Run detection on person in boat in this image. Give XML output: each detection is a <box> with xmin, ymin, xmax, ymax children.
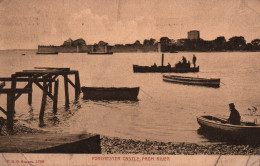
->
<box><xmin>227</xmin><ymin>103</ymin><xmax>241</xmax><ymax>125</ymax></box>
<box><xmin>187</xmin><ymin>61</ymin><xmax>191</xmax><ymax>68</ymax></box>
<box><xmin>152</xmin><ymin>63</ymin><xmax>157</xmax><ymax>67</ymax></box>
<box><xmin>167</xmin><ymin>62</ymin><xmax>171</xmax><ymax>68</ymax></box>
<box><xmin>193</xmin><ymin>54</ymin><xmax>197</xmax><ymax>67</ymax></box>
<box><xmin>182</xmin><ymin>56</ymin><xmax>187</xmax><ymax>65</ymax></box>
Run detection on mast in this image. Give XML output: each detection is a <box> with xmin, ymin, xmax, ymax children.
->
<box><xmin>161</xmin><ymin>53</ymin><xmax>164</xmax><ymax>66</ymax></box>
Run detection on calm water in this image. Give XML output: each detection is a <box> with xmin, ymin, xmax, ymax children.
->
<box><xmin>0</xmin><ymin>50</ymin><xmax>260</xmax><ymax>144</ymax></box>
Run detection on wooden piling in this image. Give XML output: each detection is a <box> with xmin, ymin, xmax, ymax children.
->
<box><xmin>63</xmin><ymin>74</ymin><xmax>69</xmax><ymax>106</ymax></box>
<box><xmin>75</xmin><ymin>71</ymin><xmax>81</xmax><ymax>99</ymax></box>
<box><xmin>53</xmin><ymin>79</ymin><xmax>59</xmax><ymax>114</ymax></box>
<box><xmin>39</xmin><ymin>78</ymin><xmax>47</xmax><ymax>124</ymax></box>
<box><xmin>7</xmin><ymin>75</ymin><xmax>17</xmax><ymax>130</ymax></box>
<box><xmin>28</xmin><ymin>77</ymin><xmax>32</xmax><ymax>105</ymax></box>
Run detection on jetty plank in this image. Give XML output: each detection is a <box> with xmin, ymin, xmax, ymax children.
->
<box><xmin>34</xmin><ymin>67</ymin><xmax>71</xmax><ymax>71</ymax></box>
<box><xmin>0</xmin><ymin>133</ymin><xmax>101</xmax><ymax>153</ymax></box>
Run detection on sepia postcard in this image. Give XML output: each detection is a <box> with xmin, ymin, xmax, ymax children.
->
<box><xmin>0</xmin><ymin>0</ymin><xmax>260</xmax><ymax>165</ymax></box>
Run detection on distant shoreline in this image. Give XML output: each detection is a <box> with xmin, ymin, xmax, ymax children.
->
<box><xmin>0</xmin><ymin>49</ymin><xmax>260</xmax><ymax>53</ymax></box>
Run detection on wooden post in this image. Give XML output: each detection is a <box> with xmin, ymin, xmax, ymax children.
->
<box><xmin>161</xmin><ymin>53</ymin><xmax>164</xmax><ymax>66</ymax></box>
<box><xmin>75</xmin><ymin>71</ymin><xmax>81</xmax><ymax>99</ymax></box>
<box><xmin>28</xmin><ymin>77</ymin><xmax>32</xmax><ymax>105</ymax></box>
<box><xmin>48</xmin><ymin>81</ymin><xmax>52</xmax><ymax>94</ymax></box>
<box><xmin>7</xmin><ymin>75</ymin><xmax>17</xmax><ymax>130</ymax></box>
<box><xmin>39</xmin><ymin>78</ymin><xmax>47</xmax><ymax>125</ymax></box>
<box><xmin>63</xmin><ymin>74</ymin><xmax>69</xmax><ymax>106</ymax></box>
<box><xmin>53</xmin><ymin>79</ymin><xmax>59</xmax><ymax>114</ymax></box>
<box><xmin>7</xmin><ymin>93</ymin><xmax>14</xmax><ymax>130</ymax></box>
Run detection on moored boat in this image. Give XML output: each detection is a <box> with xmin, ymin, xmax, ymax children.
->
<box><xmin>36</xmin><ymin>52</ymin><xmax>58</xmax><ymax>54</ymax></box>
<box><xmin>163</xmin><ymin>75</ymin><xmax>220</xmax><ymax>88</ymax></box>
<box><xmin>87</xmin><ymin>52</ymin><xmax>113</xmax><ymax>55</ymax></box>
<box><xmin>197</xmin><ymin>116</ymin><xmax>260</xmax><ymax>137</ymax></box>
<box><xmin>81</xmin><ymin>87</ymin><xmax>139</xmax><ymax>100</ymax></box>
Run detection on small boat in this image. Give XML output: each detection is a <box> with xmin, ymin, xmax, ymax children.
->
<box><xmin>21</xmin><ymin>53</ymin><xmax>26</xmax><ymax>56</ymax></box>
<box><xmin>81</xmin><ymin>87</ymin><xmax>139</xmax><ymax>100</ymax></box>
<box><xmin>87</xmin><ymin>52</ymin><xmax>113</xmax><ymax>55</ymax></box>
<box><xmin>36</xmin><ymin>52</ymin><xmax>58</xmax><ymax>54</ymax></box>
<box><xmin>163</xmin><ymin>75</ymin><xmax>220</xmax><ymax>88</ymax></box>
<box><xmin>197</xmin><ymin>116</ymin><xmax>260</xmax><ymax>137</ymax></box>
<box><xmin>0</xmin><ymin>133</ymin><xmax>101</xmax><ymax>153</ymax></box>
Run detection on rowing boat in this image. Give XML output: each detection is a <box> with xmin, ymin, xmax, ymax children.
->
<box><xmin>163</xmin><ymin>75</ymin><xmax>220</xmax><ymax>87</ymax></box>
<box><xmin>81</xmin><ymin>87</ymin><xmax>139</xmax><ymax>100</ymax></box>
<box><xmin>197</xmin><ymin>116</ymin><xmax>260</xmax><ymax>137</ymax></box>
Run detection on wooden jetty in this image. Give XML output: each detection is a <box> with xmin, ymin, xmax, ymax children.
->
<box><xmin>0</xmin><ymin>67</ymin><xmax>81</xmax><ymax>130</ymax></box>
<box><xmin>0</xmin><ymin>133</ymin><xmax>101</xmax><ymax>153</ymax></box>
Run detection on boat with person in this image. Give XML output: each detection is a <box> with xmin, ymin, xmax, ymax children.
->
<box><xmin>81</xmin><ymin>87</ymin><xmax>140</xmax><ymax>100</ymax></box>
<box><xmin>163</xmin><ymin>75</ymin><xmax>220</xmax><ymax>88</ymax></box>
<box><xmin>197</xmin><ymin>116</ymin><xmax>260</xmax><ymax>138</ymax></box>
<box><xmin>133</xmin><ymin>53</ymin><xmax>199</xmax><ymax>73</ymax></box>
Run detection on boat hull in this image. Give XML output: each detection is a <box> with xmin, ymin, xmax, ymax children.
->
<box><xmin>163</xmin><ymin>75</ymin><xmax>220</xmax><ymax>88</ymax></box>
<box><xmin>36</xmin><ymin>52</ymin><xmax>58</xmax><ymax>54</ymax></box>
<box><xmin>81</xmin><ymin>87</ymin><xmax>139</xmax><ymax>100</ymax></box>
<box><xmin>87</xmin><ymin>52</ymin><xmax>113</xmax><ymax>55</ymax></box>
<box><xmin>133</xmin><ymin>65</ymin><xmax>199</xmax><ymax>73</ymax></box>
<box><xmin>197</xmin><ymin>116</ymin><xmax>260</xmax><ymax>137</ymax></box>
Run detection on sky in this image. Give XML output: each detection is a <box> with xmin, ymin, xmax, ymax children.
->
<box><xmin>0</xmin><ymin>0</ymin><xmax>260</xmax><ymax>49</ymax></box>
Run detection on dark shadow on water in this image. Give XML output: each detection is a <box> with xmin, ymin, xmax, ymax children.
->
<box><xmin>197</xmin><ymin>127</ymin><xmax>260</xmax><ymax>146</ymax></box>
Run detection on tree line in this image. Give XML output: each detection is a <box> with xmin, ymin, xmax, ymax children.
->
<box><xmin>114</xmin><ymin>36</ymin><xmax>260</xmax><ymax>52</ymax></box>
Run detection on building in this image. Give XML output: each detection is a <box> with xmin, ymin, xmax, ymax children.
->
<box><xmin>188</xmin><ymin>30</ymin><xmax>200</xmax><ymax>40</ymax></box>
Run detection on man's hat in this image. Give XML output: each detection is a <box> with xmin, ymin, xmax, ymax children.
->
<box><xmin>229</xmin><ymin>103</ymin><xmax>235</xmax><ymax>107</ymax></box>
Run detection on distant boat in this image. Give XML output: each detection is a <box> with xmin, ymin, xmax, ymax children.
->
<box><xmin>133</xmin><ymin>53</ymin><xmax>199</xmax><ymax>73</ymax></box>
<box><xmin>21</xmin><ymin>53</ymin><xmax>26</xmax><ymax>56</ymax></box>
<box><xmin>87</xmin><ymin>52</ymin><xmax>113</xmax><ymax>55</ymax></box>
<box><xmin>197</xmin><ymin>116</ymin><xmax>260</xmax><ymax>138</ymax></box>
<box><xmin>163</xmin><ymin>75</ymin><xmax>220</xmax><ymax>88</ymax></box>
<box><xmin>36</xmin><ymin>52</ymin><xmax>58</xmax><ymax>54</ymax></box>
<box><xmin>81</xmin><ymin>87</ymin><xmax>139</xmax><ymax>100</ymax></box>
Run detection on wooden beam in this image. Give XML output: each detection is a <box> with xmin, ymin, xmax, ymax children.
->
<box><xmin>0</xmin><ymin>77</ymin><xmax>55</xmax><ymax>82</ymax></box>
<box><xmin>53</xmin><ymin>80</ymin><xmax>59</xmax><ymax>114</ymax></box>
<box><xmin>33</xmin><ymin>81</ymin><xmax>55</xmax><ymax>101</ymax></box>
<box><xmin>0</xmin><ymin>88</ymin><xmax>31</xmax><ymax>94</ymax></box>
<box><xmin>15</xmin><ymin>83</ymin><xmax>32</xmax><ymax>101</ymax></box>
<box><xmin>0</xmin><ymin>106</ymin><xmax>7</xmax><ymax>115</ymax></box>
<box><xmin>28</xmin><ymin>77</ymin><xmax>32</xmax><ymax>105</ymax></box>
<box><xmin>7</xmin><ymin>75</ymin><xmax>16</xmax><ymax>130</ymax></box>
<box><xmin>39</xmin><ymin>79</ymin><xmax>47</xmax><ymax>125</ymax></box>
<box><xmin>34</xmin><ymin>67</ymin><xmax>70</xmax><ymax>71</ymax></box>
<box><xmin>63</xmin><ymin>74</ymin><xmax>69</xmax><ymax>106</ymax></box>
<box><xmin>0</xmin><ymin>81</ymin><xmax>5</xmax><ymax>89</ymax></box>
<box><xmin>67</xmin><ymin>78</ymin><xmax>76</xmax><ymax>88</ymax></box>
<box><xmin>75</xmin><ymin>71</ymin><xmax>81</xmax><ymax>98</ymax></box>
